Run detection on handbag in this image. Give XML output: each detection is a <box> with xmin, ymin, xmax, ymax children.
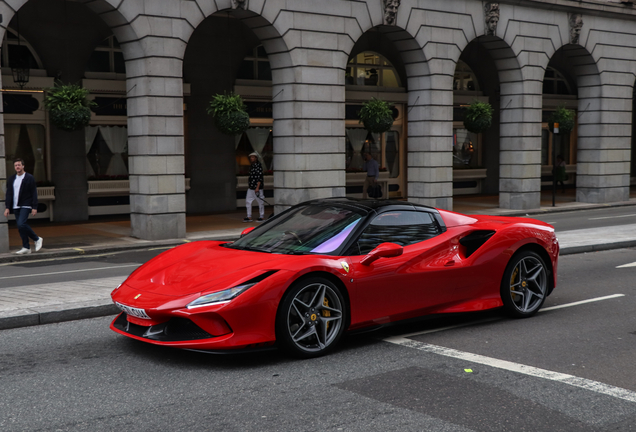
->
<box><xmin>367</xmin><ymin>184</ymin><xmax>382</xmax><ymax>199</ymax></box>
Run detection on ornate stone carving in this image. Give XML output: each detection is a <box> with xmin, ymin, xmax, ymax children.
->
<box><xmin>383</xmin><ymin>0</ymin><xmax>400</xmax><ymax>26</ymax></box>
<box><xmin>569</xmin><ymin>14</ymin><xmax>583</xmax><ymax>45</ymax></box>
<box><xmin>484</xmin><ymin>3</ymin><xmax>500</xmax><ymax>36</ymax></box>
<box><xmin>231</xmin><ymin>0</ymin><xmax>248</xmax><ymax>10</ymax></box>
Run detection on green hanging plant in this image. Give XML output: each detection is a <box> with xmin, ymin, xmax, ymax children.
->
<box><xmin>43</xmin><ymin>83</ymin><xmax>97</xmax><ymax>132</ymax></box>
<box><xmin>359</xmin><ymin>98</ymin><xmax>394</xmax><ymax>134</ymax></box>
<box><xmin>463</xmin><ymin>101</ymin><xmax>493</xmax><ymax>133</ymax></box>
<box><xmin>549</xmin><ymin>106</ymin><xmax>576</xmax><ymax>134</ymax></box>
<box><xmin>207</xmin><ymin>92</ymin><xmax>250</xmax><ymax>135</ymax></box>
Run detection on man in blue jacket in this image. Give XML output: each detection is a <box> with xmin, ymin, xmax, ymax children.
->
<box><xmin>4</xmin><ymin>158</ymin><xmax>43</xmax><ymax>254</ymax></box>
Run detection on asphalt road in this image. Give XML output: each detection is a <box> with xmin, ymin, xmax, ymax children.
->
<box><xmin>1</xmin><ymin>248</ymin><xmax>635</xmax><ymax>431</ymax></box>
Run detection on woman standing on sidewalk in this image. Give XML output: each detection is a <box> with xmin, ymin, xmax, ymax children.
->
<box><xmin>4</xmin><ymin>158</ymin><xmax>43</xmax><ymax>254</ymax></box>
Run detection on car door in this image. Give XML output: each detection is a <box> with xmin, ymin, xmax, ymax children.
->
<box><xmin>347</xmin><ymin>210</ymin><xmax>467</xmax><ymax>326</ymax></box>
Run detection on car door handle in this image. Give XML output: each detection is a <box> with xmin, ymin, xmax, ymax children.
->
<box><xmin>444</xmin><ymin>260</ymin><xmax>455</xmax><ymax>267</ymax></box>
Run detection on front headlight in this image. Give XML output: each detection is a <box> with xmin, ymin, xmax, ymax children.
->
<box><xmin>186</xmin><ymin>283</ymin><xmax>257</xmax><ymax>309</ymax></box>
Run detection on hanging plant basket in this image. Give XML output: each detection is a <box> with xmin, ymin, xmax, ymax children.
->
<box><xmin>549</xmin><ymin>106</ymin><xmax>576</xmax><ymax>134</ymax></box>
<box><xmin>463</xmin><ymin>101</ymin><xmax>494</xmax><ymax>133</ymax></box>
<box><xmin>359</xmin><ymin>98</ymin><xmax>394</xmax><ymax>134</ymax></box>
<box><xmin>44</xmin><ymin>83</ymin><xmax>96</xmax><ymax>132</ymax></box>
<box><xmin>207</xmin><ymin>93</ymin><xmax>250</xmax><ymax>135</ymax></box>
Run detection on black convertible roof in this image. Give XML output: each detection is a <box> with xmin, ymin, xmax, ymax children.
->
<box><xmin>302</xmin><ymin>197</ymin><xmax>438</xmax><ymax>214</ymax></box>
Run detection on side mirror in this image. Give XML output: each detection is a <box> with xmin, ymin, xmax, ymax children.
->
<box><xmin>360</xmin><ymin>242</ymin><xmax>403</xmax><ymax>266</ymax></box>
<box><xmin>241</xmin><ymin>227</ymin><xmax>256</xmax><ymax>237</ymax></box>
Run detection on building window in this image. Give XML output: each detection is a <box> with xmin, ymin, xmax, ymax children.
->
<box><xmin>4</xmin><ymin>124</ymin><xmax>46</xmax><ymax>183</ymax></box>
<box><xmin>236</xmin><ymin>127</ymin><xmax>273</xmax><ymax>176</ymax></box>
<box><xmin>85</xmin><ymin>126</ymin><xmax>128</xmax><ymax>179</ymax></box>
<box><xmin>0</xmin><ymin>28</ymin><xmax>42</xmax><ymax>69</ymax></box>
<box><xmin>237</xmin><ymin>45</ymin><xmax>272</xmax><ymax>81</ymax></box>
<box><xmin>345</xmin><ymin>129</ymin><xmax>399</xmax><ymax>178</ymax></box>
<box><xmin>86</xmin><ymin>36</ymin><xmax>125</xmax><ymax>74</ymax></box>
<box><xmin>454</xmin><ymin>60</ymin><xmax>479</xmax><ymax>91</ymax></box>
<box><xmin>346</xmin><ymin>52</ymin><xmax>400</xmax><ymax>87</ymax></box>
<box><xmin>543</xmin><ymin>67</ymin><xmax>572</xmax><ymax>95</ymax></box>
<box><xmin>453</xmin><ymin>128</ymin><xmax>479</xmax><ymax>169</ymax></box>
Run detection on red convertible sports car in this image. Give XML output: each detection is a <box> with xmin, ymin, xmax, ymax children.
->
<box><xmin>111</xmin><ymin>198</ymin><xmax>559</xmax><ymax>358</ymax></box>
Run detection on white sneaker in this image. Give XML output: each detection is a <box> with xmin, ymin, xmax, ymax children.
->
<box><xmin>35</xmin><ymin>237</ymin><xmax>43</xmax><ymax>252</ymax></box>
<box><xmin>16</xmin><ymin>248</ymin><xmax>31</xmax><ymax>254</ymax></box>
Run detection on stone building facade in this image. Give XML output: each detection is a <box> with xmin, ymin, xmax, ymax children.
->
<box><xmin>1</xmin><ymin>0</ymin><xmax>636</xmax><ymax>252</ymax></box>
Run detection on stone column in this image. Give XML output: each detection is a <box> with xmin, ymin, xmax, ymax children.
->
<box><xmin>498</xmin><ymin>84</ymin><xmax>542</xmax><ymax>210</ymax></box>
<box><xmin>0</xmin><ymin>84</ymin><xmax>8</xmax><ymax>253</ymax></box>
<box><xmin>268</xmin><ymin>14</ymin><xmax>347</xmax><ymax>213</ymax></box>
<box><xmin>576</xmin><ymin>75</ymin><xmax>632</xmax><ymax>203</ymax></box>
<box><xmin>407</xmin><ymin>82</ymin><xmax>454</xmax><ymax>210</ymax></box>
<box><xmin>272</xmin><ymin>83</ymin><xmax>346</xmax><ymax>214</ymax></box>
<box><xmin>492</xmin><ymin>35</ymin><xmax>543</xmax><ymax>210</ymax></box>
<box><xmin>126</xmin><ymin>58</ymin><xmax>186</xmax><ymax>240</ymax></box>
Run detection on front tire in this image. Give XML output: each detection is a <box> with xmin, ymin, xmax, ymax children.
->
<box><xmin>276</xmin><ymin>277</ymin><xmax>346</xmax><ymax>358</ymax></box>
<box><xmin>500</xmin><ymin>250</ymin><xmax>548</xmax><ymax>318</ymax></box>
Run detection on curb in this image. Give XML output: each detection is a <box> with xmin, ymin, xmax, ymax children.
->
<box><xmin>559</xmin><ymin>240</ymin><xmax>636</xmax><ymax>256</ymax></box>
<box><xmin>0</xmin><ymin>300</ymin><xmax>119</xmax><ymax>331</ymax></box>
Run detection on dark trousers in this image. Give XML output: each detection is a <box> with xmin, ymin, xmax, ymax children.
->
<box><xmin>15</xmin><ymin>208</ymin><xmax>39</xmax><ymax>249</ymax></box>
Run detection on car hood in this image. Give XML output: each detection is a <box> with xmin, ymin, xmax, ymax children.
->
<box><xmin>125</xmin><ymin>241</ymin><xmax>292</xmax><ymax>296</ymax></box>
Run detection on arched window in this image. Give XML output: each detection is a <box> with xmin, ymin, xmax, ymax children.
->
<box><xmin>543</xmin><ymin>67</ymin><xmax>572</xmax><ymax>95</ymax></box>
<box><xmin>454</xmin><ymin>60</ymin><xmax>479</xmax><ymax>92</ymax></box>
<box><xmin>0</xmin><ymin>28</ymin><xmax>43</xmax><ymax>69</ymax></box>
<box><xmin>86</xmin><ymin>35</ymin><xmax>125</xmax><ymax>74</ymax></box>
<box><xmin>346</xmin><ymin>52</ymin><xmax>401</xmax><ymax>88</ymax></box>
<box><xmin>237</xmin><ymin>45</ymin><xmax>272</xmax><ymax>81</ymax></box>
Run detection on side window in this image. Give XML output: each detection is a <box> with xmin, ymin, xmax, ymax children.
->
<box><xmin>348</xmin><ymin>211</ymin><xmax>442</xmax><ymax>255</ymax></box>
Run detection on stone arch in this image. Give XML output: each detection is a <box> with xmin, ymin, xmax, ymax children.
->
<box><xmin>478</xmin><ymin>35</ymin><xmax>533</xmax><ymax>209</ymax></box>
<box><xmin>558</xmin><ymin>44</ymin><xmax>624</xmax><ymax>203</ymax></box>
<box><xmin>181</xmin><ymin>4</ymin><xmax>293</xmax><ymax>214</ymax></box>
<box><xmin>0</xmin><ymin>0</ymin><xmax>145</xmax><ymax>252</ymax></box>
<box><xmin>0</xmin><ymin>0</ymin><xmax>142</xmax><ymax>65</ymax></box>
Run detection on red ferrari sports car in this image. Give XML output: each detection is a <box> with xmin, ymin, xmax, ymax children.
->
<box><xmin>111</xmin><ymin>198</ymin><xmax>559</xmax><ymax>358</ymax></box>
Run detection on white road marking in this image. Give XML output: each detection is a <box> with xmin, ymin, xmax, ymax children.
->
<box><xmin>0</xmin><ymin>264</ymin><xmax>139</xmax><ymax>280</ymax></box>
<box><xmin>540</xmin><ymin>294</ymin><xmax>625</xmax><ymax>311</ymax></box>
<box><xmin>617</xmin><ymin>261</ymin><xmax>636</xmax><ymax>269</ymax></box>
<box><xmin>384</xmin><ymin>337</ymin><xmax>636</xmax><ymax>404</ymax></box>
<box><xmin>588</xmin><ymin>214</ymin><xmax>636</xmax><ymax>221</ymax></box>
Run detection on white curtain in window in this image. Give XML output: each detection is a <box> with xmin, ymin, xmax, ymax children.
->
<box><xmin>245</xmin><ymin>128</ymin><xmax>270</xmax><ymax>167</ymax></box>
<box><xmin>100</xmin><ymin>126</ymin><xmax>128</xmax><ymax>176</ymax></box>
<box><xmin>26</xmin><ymin>125</ymin><xmax>46</xmax><ymax>182</ymax></box>
<box><xmin>346</xmin><ymin>128</ymin><xmax>368</xmax><ymax>170</ymax></box>
<box><xmin>85</xmin><ymin>126</ymin><xmax>99</xmax><ymax>177</ymax></box>
<box><xmin>4</xmin><ymin>125</ymin><xmax>21</xmax><ymax>180</ymax></box>
<box><xmin>235</xmin><ymin>133</ymin><xmax>243</xmax><ymax>150</ymax></box>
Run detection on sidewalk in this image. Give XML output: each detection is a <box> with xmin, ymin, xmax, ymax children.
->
<box><xmin>2</xmin><ymin>190</ymin><xmax>636</xmax><ymax>331</ymax></box>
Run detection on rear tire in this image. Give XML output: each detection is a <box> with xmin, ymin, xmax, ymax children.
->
<box><xmin>500</xmin><ymin>250</ymin><xmax>548</xmax><ymax>318</ymax></box>
<box><xmin>276</xmin><ymin>277</ymin><xmax>346</xmax><ymax>358</ymax></box>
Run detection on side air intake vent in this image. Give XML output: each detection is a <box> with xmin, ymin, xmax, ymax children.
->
<box><xmin>459</xmin><ymin>230</ymin><xmax>495</xmax><ymax>258</ymax></box>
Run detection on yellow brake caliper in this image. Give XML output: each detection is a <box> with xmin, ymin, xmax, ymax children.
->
<box><xmin>510</xmin><ymin>266</ymin><xmax>519</xmax><ymax>301</ymax></box>
<box><xmin>322</xmin><ymin>298</ymin><xmax>331</xmax><ymax>330</ymax></box>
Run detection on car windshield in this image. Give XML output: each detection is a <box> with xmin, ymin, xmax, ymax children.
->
<box><xmin>228</xmin><ymin>204</ymin><xmax>364</xmax><ymax>255</ymax></box>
